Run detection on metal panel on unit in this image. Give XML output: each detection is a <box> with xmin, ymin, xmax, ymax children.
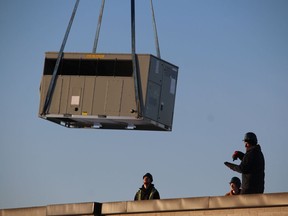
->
<box><xmin>39</xmin><ymin>52</ymin><xmax>178</xmax><ymax>131</ymax></box>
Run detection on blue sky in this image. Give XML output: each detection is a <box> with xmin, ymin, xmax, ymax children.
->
<box><xmin>0</xmin><ymin>0</ymin><xmax>288</xmax><ymax>209</ymax></box>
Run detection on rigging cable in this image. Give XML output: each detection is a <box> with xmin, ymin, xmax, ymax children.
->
<box><xmin>150</xmin><ymin>0</ymin><xmax>161</xmax><ymax>58</ymax></box>
<box><xmin>92</xmin><ymin>0</ymin><xmax>105</xmax><ymax>53</ymax></box>
<box><xmin>131</xmin><ymin>0</ymin><xmax>144</xmax><ymax>118</ymax></box>
<box><xmin>42</xmin><ymin>0</ymin><xmax>80</xmax><ymax>115</ymax></box>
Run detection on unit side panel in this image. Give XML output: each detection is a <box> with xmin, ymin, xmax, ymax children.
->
<box><xmin>158</xmin><ymin>64</ymin><xmax>178</xmax><ymax>127</ymax></box>
<box><xmin>66</xmin><ymin>76</ymin><xmax>85</xmax><ymax>115</ymax></box>
<box><xmin>148</xmin><ymin>56</ymin><xmax>164</xmax><ymax>85</ymax></box>
<box><xmin>137</xmin><ymin>55</ymin><xmax>150</xmax><ymax>105</ymax></box>
<box><xmin>120</xmin><ymin>78</ymin><xmax>137</xmax><ymax>117</ymax></box>
<box><xmin>49</xmin><ymin>77</ymin><xmax>63</xmax><ymax>114</ymax></box>
<box><xmin>39</xmin><ymin>76</ymin><xmax>51</xmax><ymax>115</ymax></box>
<box><xmin>144</xmin><ymin>56</ymin><xmax>164</xmax><ymax>123</ymax></box>
<box><xmin>82</xmin><ymin>76</ymin><xmax>95</xmax><ymax>115</ymax></box>
<box><xmin>105</xmin><ymin>79</ymin><xmax>123</xmax><ymax>116</ymax></box>
<box><xmin>145</xmin><ymin>81</ymin><xmax>161</xmax><ymax>122</ymax></box>
<box><xmin>92</xmin><ymin>77</ymin><xmax>109</xmax><ymax>115</ymax></box>
<box><xmin>59</xmin><ymin>76</ymin><xmax>70</xmax><ymax>114</ymax></box>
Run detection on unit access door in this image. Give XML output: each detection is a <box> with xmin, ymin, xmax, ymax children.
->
<box><xmin>158</xmin><ymin>63</ymin><xmax>178</xmax><ymax>127</ymax></box>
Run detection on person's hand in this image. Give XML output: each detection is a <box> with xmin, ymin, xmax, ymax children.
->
<box><xmin>232</xmin><ymin>151</ymin><xmax>244</xmax><ymax>161</ymax></box>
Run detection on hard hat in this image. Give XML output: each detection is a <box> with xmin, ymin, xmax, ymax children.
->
<box><xmin>143</xmin><ymin>173</ymin><xmax>153</xmax><ymax>182</ymax></box>
<box><xmin>243</xmin><ymin>132</ymin><xmax>258</xmax><ymax>145</ymax></box>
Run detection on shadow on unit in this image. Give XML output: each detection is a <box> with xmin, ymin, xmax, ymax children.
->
<box><xmin>39</xmin><ymin>52</ymin><xmax>178</xmax><ymax>131</ymax></box>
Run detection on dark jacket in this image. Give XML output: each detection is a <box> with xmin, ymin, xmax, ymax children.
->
<box><xmin>134</xmin><ymin>184</ymin><xmax>160</xmax><ymax>200</ymax></box>
<box><xmin>233</xmin><ymin>145</ymin><xmax>265</xmax><ymax>194</ymax></box>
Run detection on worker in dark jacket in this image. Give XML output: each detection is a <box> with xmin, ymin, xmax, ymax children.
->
<box><xmin>134</xmin><ymin>173</ymin><xmax>160</xmax><ymax>200</ymax></box>
<box><xmin>225</xmin><ymin>132</ymin><xmax>265</xmax><ymax>194</ymax></box>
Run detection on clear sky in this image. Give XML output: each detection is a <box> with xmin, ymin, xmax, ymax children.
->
<box><xmin>0</xmin><ymin>0</ymin><xmax>288</xmax><ymax>209</ymax></box>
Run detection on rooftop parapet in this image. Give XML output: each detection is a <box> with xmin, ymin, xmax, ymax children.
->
<box><xmin>1</xmin><ymin>192</ymin><xmax>288</xmax><ymax>216</ymax></box>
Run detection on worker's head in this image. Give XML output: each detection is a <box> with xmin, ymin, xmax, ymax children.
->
<box><xmin>230</xmin><ymin>177</ymin><xmax>241</xmax><ymax>189</ymax></box>
<box><xmin>143</xmin><ymin>173</ymin><xmax>153</xmax><ymax>186</ymax></box>
<box><xmin>243</xmin><ymin>132</ymin><xmax>257</xmax><ymax>150</ymax></box>
<box><xmin>243</xmin><ymin>132</ymin><xmax>258</xmax><ymax>145</ymax></box>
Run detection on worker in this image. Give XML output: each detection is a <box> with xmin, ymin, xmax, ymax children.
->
<box><xmin>224</xmin><ymin>132</ymin><xmax>265</xmax><ymax>194</ymax></box>
<box><xmin>225</xmin><ymin>177</ymin><xmax>241</xmax><ymax>196</ymax></box>
<box><xmin>134</xmin><ymin>173</ymin><xmax>160</xmax><ymax>200</ymax></box>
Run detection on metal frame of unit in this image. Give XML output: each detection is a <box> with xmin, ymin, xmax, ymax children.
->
<box><xmin>39</xmin><ymin>52</ymin><xmax>178</xmax><ymax>131</ymax></box>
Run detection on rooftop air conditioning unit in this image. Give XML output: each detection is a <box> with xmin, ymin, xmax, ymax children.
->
<box><xmin>39</xmin><ymin>52</ymin><xmax>178</xmax><ymax>131</ymax></box>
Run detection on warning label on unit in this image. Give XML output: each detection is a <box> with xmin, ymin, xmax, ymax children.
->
<box><xmin>85</xmin><ymin>54</ymin><xmax>105</xmax><ymax>59</ymax></box>
<box><xmin>71</xmin><ymin>96</ymin><xmax>80</xmax><ymax>105</ymax></box>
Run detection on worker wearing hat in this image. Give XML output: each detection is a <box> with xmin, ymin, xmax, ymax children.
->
<box><xmin>225</xmin><ymin>177</ymin><xmax>241</xmax><ymax>196</ymax></box>
<box><xmin>134</xmin><ymin>173</ymin><xmax>160</xmax><ymax>200</ymax></box>
<box><xmin>225</xmin><ymin>132</ymin><xmax>265</xmax><ymax>194</ymax></box>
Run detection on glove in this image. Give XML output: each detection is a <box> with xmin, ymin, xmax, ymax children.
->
<box><xmin>232</xmin><ymin>151</ymin><xmax>244</xmax><ymax>161</ymax></box>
